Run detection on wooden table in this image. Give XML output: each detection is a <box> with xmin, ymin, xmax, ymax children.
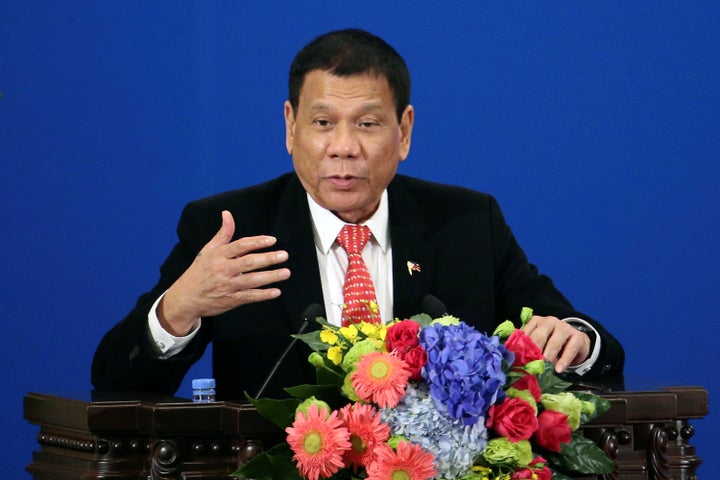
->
<box><xmin>24</xmin><ymin>386</ymin><xmax>708</xmax><ymax>479</ymax></box>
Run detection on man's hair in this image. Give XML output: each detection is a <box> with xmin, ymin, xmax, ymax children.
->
<box><xmin>288</xmin><ymin>29</ymin><xmax>411</xmax><ymax>122</ymax></box>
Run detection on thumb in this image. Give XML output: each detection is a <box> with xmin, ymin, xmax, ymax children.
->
<box><xmin>205</xmin><ymin>210</ymin><xmax>236</xmax><ymax>249</ymax></box>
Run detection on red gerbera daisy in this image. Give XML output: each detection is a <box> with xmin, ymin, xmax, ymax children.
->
<box><xmin>285</xmin><ymin>404</ymin><xmax>351</xmax><ymax>480</ymax></box>
<box><xmin>350</xmin><ymin>351</ymin><xmax>411</xmax><ymax>408</ymax></box>
<box><xmin>338</xmin><ymin>402</ymin><xmax>391</xmax><ymax>470</ymax></box>
<box><xmin>366</xmin><ymin>440</ymin><xmax>437</xmax><ymax>480</ymax></box>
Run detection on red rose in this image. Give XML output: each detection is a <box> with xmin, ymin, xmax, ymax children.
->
<box><xmin>401</xmin><ymin>345</ymin><xmax>427</xmax><ymax>381</ymax></box>
<box><xmin>385</xmin><ymin>320</ymin><xmax>420</xmax><ymax>353</ymax></box>
<box><xmin>511</xmin><ymin>468</ymin><xmax>534</xmax><ymax>479</ymax></box>
<box><xmin>534</xmin><ymin>410</ymin><xmax>572</xmax><ymax>452</ymax></box>
<box><xmin>486</xmin><ymin>397</ymin><xmax>539</xmax><ymax>442</ymax></box>
<box><xmin>533</xmin><ymin>465</ymin><xmax>552</xmax><ymax>480</ymax></box>
<box><xmin>511</xmin><ymin>463</ymin><xmax>551</xmax><ymax>480</ymax></box>
<box><xmin>505</xmin><ymin>330</ymin><xmax>544</xmax><ymax>367</ymax></box>
<box><xmin>511</xmin><ymin>373</ymin><xmax>542</xmax><ymax>402</ymax></box>
<box><xmin>511</xmin><ymin>457</ymin><xmax>552</xmax><ymax>480</ymax></box>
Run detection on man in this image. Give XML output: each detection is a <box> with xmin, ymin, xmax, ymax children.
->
<box><xmin>92</xmin><ymin>29</ymin><xmax>624</xmax><ymax>400</ymax></box>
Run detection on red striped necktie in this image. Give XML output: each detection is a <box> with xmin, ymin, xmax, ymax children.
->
<box><xmin>336</xmin><ymin>224</ymin><xmax>380</xmax><ymax>325</ymax></box>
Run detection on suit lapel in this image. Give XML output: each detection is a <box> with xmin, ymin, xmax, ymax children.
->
<box><xmin>271</xmin><ymin>175</ymin><xmax>325</xmax><ymax>332</ymax></box>
<box><xmin>387</xmin><ymin>177</ymin><xmax>435</xmax><ymax>319</ymax></box>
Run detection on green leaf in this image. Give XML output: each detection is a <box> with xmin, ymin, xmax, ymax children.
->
<box><xmin>248</xmin><ymin>396</ymin><xmax>301</xmax><ymax>429</ymax></box>
<box><xmin>537</xmin><ymin>365</ymin><xmax>572</xmax><ymax>393</ymax></box>
<box><xmin>285</xmin><ymin>383</ymin><xmax>343</xmax><ymax>402</ymax></box>
<box><xmin>232</xmin><ymin>443</ymin><xmax>301</xmax><ymax>480</ymax></box>
<box><xmin>548</xmin><ymin>470</ymin><xmax>573</xmax><ymax>480</ymax></box>
<box><xmin>555</xmin><ymin>434</ymin><xmax>615</xmax><ymax>474</ymax></box>
<box><xmin>572</xmin><ymin>391</ymin><xmax>612</xmax><ymax>423</ymax></box>
<box><xmin>316</xmin><ymin>364</ymin><xmax>345</xmax><ymax>383</ymax></box>
<box><xmin>293</xmin><ymin>330</ymin><xmax>328</xmax><ymax>352</ymax></box>
<box><xmin>293</xmin><ymin>317</ymin><xmax>338</xmax><ymax>352</ymax></box>
<box><xmin>410</xmin><ymin>313</ymin><xmax>433</xmax><ymax>327</ymax></box>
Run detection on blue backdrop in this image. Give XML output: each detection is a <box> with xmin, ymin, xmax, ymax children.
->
<box><xmin>2</xmin><ymin>1</ymin><xmax>718</xmax><ymax>477</ymax></box>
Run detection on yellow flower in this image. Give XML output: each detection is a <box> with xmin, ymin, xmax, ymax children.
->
<box><xmin>368</xmin><ymin>300</ymin><xmax>379</xmax><ymax>315</ymax></box>
<box><xmin>377</xmin><ymin>324</ymin><xmax>388</xmax><ymax>341</ymax></box>
<box><xmin>358</xmin><ymin>322</ymin><xmax>379</xmax><ymax>337</ymax></box>
<box><xmin>360</xmin><ymin>322</ymin><xmax>390</xmax><ymax>343</ymax></box>
<box><xmin>320</xmin><ymin>329</ymin><xmax>339</xmax><ymax>346</ymax></box>
<box><xmin>471</xmin><ymin>465</ymin><xmax>492</xmax><ymax>478</ymax></box>
<box><xmin>339</xmin><ymin>324</ymin><xmax>359</xmax><ymax>342</ymax></box>
<box><xmin>327</xmin><ymin>346</ymin><xmax>343</xmax><ymax>365</ymax></box>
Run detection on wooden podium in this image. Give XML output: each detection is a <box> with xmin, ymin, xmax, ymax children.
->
<box><xmin>24</xmin><ymin>387</ymin><xmax>708</xmax><ymax>479</ymax></box>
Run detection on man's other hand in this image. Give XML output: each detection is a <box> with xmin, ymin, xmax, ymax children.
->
<box><xmin>522</xmin><ymin>315</ymin><xmax>591</xmax><ymax>373</ymax></box>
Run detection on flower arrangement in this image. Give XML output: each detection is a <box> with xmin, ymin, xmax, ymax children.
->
<box><xmin>234</xmin><ymin>308</ymin><xmax>614</xmax><ymax>480</ymax></box>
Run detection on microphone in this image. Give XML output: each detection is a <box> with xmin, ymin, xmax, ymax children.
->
<box><xmin>422</xmin><ymin>294</ymin><xmax>449</xmax><ymax>318</ymax></box>
<box><xmin>254</xmin><ymin>303</ymin><xmax>324</xmax><ymax>400</ymax></box>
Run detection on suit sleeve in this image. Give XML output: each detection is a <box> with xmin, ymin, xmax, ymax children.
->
<box><xmin>91</xmin><ymin>203</ymin><xmax>215</xmax><ymax>395</ymax></box>
<box><xmin>488</xmin><ymin>196</ymin><xmax>625</xmax><ymax>380</ymax></box>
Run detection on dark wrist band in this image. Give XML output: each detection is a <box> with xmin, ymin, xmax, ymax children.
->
<box><xmin>573</xmin><ymin>324</ymin><xmax>597</xmax><ymax>353</ymax></box>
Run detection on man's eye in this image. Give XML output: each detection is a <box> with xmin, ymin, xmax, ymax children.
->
<box><xmin>359</xmin><ymin>121</ymin><xmax>379</xmax><ymax>128</ymax></box>
<box><xmin>314</xmin><ymin>119</ymin><xmax>332</xmax><ymax>127</ymax></box>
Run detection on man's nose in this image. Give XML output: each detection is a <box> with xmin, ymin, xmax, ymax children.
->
<box><xmin>327</xmin><ymin>124</ymin><xmax>361</xmax><ymax>158</ymax></box>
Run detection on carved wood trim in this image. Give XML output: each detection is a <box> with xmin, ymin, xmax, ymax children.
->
<box><xmin>24</xmin><ymin>389</ymin><xmax>708</xmax><ymax>480</ymax></box>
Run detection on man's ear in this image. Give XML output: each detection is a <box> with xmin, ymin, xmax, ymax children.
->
<box><xmin>284</xmin><ymin>101</ymin><xmax>295</xmax><ymax>155</ymax></box>
<box><xmin>399</xmin><ymin>105</ymin><xmax>414</xmax><ymax>161</ymax></box>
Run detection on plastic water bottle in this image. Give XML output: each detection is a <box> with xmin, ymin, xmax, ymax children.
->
<box><xmin>192</xmin><ymin>378</ymin><xmax>216</xmax><ymax>403</ymax></box>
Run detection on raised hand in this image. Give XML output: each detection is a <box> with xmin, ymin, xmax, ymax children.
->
<box><xmin>157</xmin><ymin>210</ymin><xmax>291</xmax><ymax>335</ymax></box>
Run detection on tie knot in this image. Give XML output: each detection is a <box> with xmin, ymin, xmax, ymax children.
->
<box><xmin>337</xmin><ymin>225</ymin><xmax>372</xmax><ymax>255</ymax></box>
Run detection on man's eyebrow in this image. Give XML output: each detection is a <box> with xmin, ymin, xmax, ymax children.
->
<box><xmin>309</xmin><ymin>103</ymin><xmax>332</xmax><ymax>112</ymax></box>
<box><xmin>308</xmin><ymin>102</ymin><xmax>384</xmax><ymax>114</ymax></box>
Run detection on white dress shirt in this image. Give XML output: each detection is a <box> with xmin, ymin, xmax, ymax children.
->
<box><xmin>306</xmin><ymin>190</ymin><xmax>393</xmax><ymax>327</ymax></box>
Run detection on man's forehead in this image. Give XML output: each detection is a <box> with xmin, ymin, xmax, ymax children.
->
<box><xmin>299</xmin><ymin>69</ymin><xmax>389</xmax><ymax>94</ymax></box>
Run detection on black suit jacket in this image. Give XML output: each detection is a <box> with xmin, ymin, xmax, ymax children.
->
<box><xmin>92</xmin><ymin>173</ymin><xmax>624</xmax><ymax>399</ymax></box>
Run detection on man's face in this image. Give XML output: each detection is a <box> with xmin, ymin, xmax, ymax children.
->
<box><xmin>284</xmin><ymin>69</ymin><xmax>414</xmax><ymax>224</ymax></box>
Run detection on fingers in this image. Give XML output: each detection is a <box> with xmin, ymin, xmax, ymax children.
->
<box><xmin>162</xmin><ymin>210</ymin><xmax>292</xmax><ymax>326</ymax></box>
<box><xmin>222</xmin><ymin>235</ymin><xmax>281</xmax><ymax>260</ymax></box>
<box><xmin>522</xmin><ymin>316</ymin><xmax>590</xmax><ymax>373</ymax></box>
<box><xmin>203</xmin><ymin>210</ymin><xmax>236</xmax><ymax>252</ymax></box>
<box><xmin>228</xmin><ymin>259</ymin><xmax>291</xmax><ymax>291</ymax></box>
<box><xmin>202</xmin><ymin>210</ymin><xmax>284</xmax><ymax>261</ymax></box>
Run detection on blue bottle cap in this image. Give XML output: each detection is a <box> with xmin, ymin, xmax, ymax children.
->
<box><xmin>192</xmin><ymin>378</ymin><xmax>216</xmax><ymax>389</ymax></box>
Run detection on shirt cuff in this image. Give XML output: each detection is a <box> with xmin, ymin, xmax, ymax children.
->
<box><xmin>561</xmin><ymin>317</ymin><xmax>601</xmax><ymax>376</ymax></box>
<box><xmin>147</xmin><ymin>292</ymin><xmax>201</xmax><ymax>359</ymax></box>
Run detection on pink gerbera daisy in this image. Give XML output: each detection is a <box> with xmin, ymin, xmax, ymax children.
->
<box><xmin>338</xmin><ymin>402</ymin><xmax>392</xmax><ymax>470</ymax></box>
<box><xmin>285</xmin><ymin>404</ymin><xmax>351</xmax><ymax>480</ymax></box>
<box><xmin>366</xmin><ymin>440</ymin><xmax>437</xmax><ymax>480</ymax></box>
<box><xmin>350</xmin><ymin>351</ymin><xmax>411</xmax><ymax>408</ymax></box>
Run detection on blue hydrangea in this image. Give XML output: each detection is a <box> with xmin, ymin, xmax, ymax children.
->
<box><xmin>381</xmin><ymin>383</ymin><xmax>488</xmax><ymax>479</ymax></box>
<box><xmin>419</xmin><ymin>321</ymin><xmax>510</xmax><ymax>426</ymax></box>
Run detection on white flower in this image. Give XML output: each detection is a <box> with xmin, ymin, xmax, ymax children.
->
<box><xmin>381</xmin><ymin>383</ymin><xmax>488</xmax><ymax>479</ymax></box>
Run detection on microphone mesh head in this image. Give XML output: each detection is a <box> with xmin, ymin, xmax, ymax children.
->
<box><xmin>422</xmin><ymin>295</ymin><xmax>447</xmax><ymax>318</ymax></box>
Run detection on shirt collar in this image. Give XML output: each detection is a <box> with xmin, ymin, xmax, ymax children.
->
<box><xmin>307</xmin><ymin>191</ymin><xmax>389</xmax><ymax>254</ymax></box>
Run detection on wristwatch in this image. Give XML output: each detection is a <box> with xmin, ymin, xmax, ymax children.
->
<box><xmin>572</xmin><ymin>323</ymin><xmax>597</xmax><ymax>353</ymax></box>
